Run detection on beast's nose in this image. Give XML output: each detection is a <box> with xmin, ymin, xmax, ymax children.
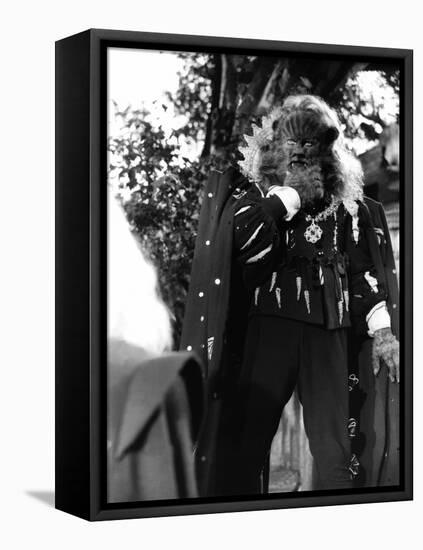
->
<box><xmin>289</xmin><ymin>151</ymin><xmax>307</xmax><ymax>168</ymax></box>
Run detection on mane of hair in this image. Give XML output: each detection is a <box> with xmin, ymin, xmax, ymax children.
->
<box><xmin>258</xmin><ymin>94</ymin><xmax>364</xmax><ymax>205</ymax></box>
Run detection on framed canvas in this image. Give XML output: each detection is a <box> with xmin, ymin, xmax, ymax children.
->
<box><xmin>55</xmin><ymin>28</ymin><xmax>413</xmax><ymax>521</ymax></box>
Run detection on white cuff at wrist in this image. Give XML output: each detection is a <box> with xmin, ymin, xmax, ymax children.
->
<box><xmin>366</xmin><ymin>301</ymin><xmax>391</xmax><ymax>337</ymax></box>
<box><xmin>266</xmin><ymin>186</ymin><xmax>301</xmax><ymax>221</ymax></box>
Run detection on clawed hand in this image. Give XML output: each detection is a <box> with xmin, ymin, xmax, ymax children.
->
<box><xmin>372</xmin><ymin>327</ymin><xmax>400</xmax><ymax>383</ymax></box>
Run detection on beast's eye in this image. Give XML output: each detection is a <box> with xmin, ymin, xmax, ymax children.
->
<box><xmin>285</xmin><ymin>139</ymin><xmax>296</xmax><ymax>146</ymax></box>
<box><xmin>303</xmin><ymin>140</ymin><xmax>314</xmax><ymax>148</ymax></box>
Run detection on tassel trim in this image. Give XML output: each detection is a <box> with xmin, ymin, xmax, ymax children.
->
<box><xmin>275</xmin><ymin>287</ymin><xmax>281</xmax><ymax>309</ymax></box>
<box><xmin>296</xmin><ymin>276</ymin><xmax>302</xmax><ymax>300</ymax></box>
<box><xmin>269</xmin><ymin>272</ymin><xmax>277</xmax><ymax>293</ymax></box>
<box><xmin>254</xmin><ymin>287</ymin><xmax>260</xmax><ymax>306</ymax></box>
<box><xmin>304</xmin><ymin>289</ymin><xmax>310</xmax><ymax>314</ymax></box>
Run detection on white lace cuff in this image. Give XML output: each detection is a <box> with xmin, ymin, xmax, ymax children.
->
<box><xmin>366</xmin><ymin>301</ymin><xmax>391</xmax><ymax>337</ymax></box>
<box><xmin>266</xmin><ymin>186</ymin><xmax>301</xmax><ymax>221</ymax></box>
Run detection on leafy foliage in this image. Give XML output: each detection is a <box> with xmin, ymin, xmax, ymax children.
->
<box><xmin>163</xmin><ymin>52</ymin><xmax>214</xmax><ymax>145</ymax></box>
<box><xmin>109</xmin><ymin>101</ymin><xmax>215</xmax><ymax>346</ymax></box>
<box><xmin>333</xmin><ymin>69</ymin><xmax>400</xmax><ymax>153</ymax></box>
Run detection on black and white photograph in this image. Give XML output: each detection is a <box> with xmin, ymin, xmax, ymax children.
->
<box><xmin>106</xmin><ymin>43</ymin><xmax>405</xmax><ymax>504</ymax></box>
<box><xmin>2</xmin><ymin>0</ymin><xmax>422</xmax><ymax>544</ymax></box>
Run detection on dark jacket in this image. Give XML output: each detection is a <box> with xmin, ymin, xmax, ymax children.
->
<box><xmin>108</xmin><ymin>340</ymin><xmax>204</xmax><ymax>502</ymax></box>
<box><xmin>180</xmin><ymin>167</ymin><xmax>399</xmax><ymax>495</ymax></box>
<box><xmin>350</xmin><ymin>198</ymin><xmax>400</xmax><ymax>487</ymax></box>
<box><xmin>231</xmin><ymin>181</ymin><xmax>387</xmax><ymax>334</ymax></box>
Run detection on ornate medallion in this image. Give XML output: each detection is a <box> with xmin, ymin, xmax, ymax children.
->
<box><xmin>303</xmin><ymin>197</ymin><xmax>341</xmax><ymax>245</ymax></box>
<box><xmin>304</xmin><ymin>220</ymin><xmax>323</xmax><ymax>243</ymax></box>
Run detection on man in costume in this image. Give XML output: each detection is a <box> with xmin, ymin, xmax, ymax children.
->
<box><xmin>181</xmin><ymin>95</ymin><xmax>399</xmax><ymax>496</ymax></box>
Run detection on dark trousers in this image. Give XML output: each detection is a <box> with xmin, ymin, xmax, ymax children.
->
<box><xmin>216</xmin><ymin>316</ymin><xmax>353</xmax><ymax>495</ymax></box>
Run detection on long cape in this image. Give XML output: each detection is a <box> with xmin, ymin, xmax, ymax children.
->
<box><xmin>180</xmin><ymin>167</ymin><xmax>400</xmax><ymax>496</ymax></box>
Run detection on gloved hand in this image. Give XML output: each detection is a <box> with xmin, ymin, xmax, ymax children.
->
<box><xmin>372</xmin><ymin>327</ymin><xmax>400</xmax><ymax>383</ymax></box>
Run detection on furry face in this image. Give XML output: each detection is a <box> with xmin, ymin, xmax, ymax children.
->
<box><xmin>258</xmin><ymin>97</ymin><xmax>342</xmax><ymax>211</ymax></box>
<box><xmin>281</xmin><ymin>136</ymin><xmax>321</xmax><ymax>171</ymax></box>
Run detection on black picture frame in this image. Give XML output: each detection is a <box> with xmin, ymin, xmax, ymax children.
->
<box><xmin>55</xmin><ymin>28</ymin><xmax>413</xmax><ymax>521</ymax></box>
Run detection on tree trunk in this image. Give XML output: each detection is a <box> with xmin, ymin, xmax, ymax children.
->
<box><xmin>205</xmin><ymin>56</ymin><xmax>360</xmax><ymax>162</ymax></box>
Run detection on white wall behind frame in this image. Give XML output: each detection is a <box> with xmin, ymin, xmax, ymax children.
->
<box><xmin>0</xmin><ymin>1</ymin><xmax>420</xmax><ymax>549</ymax></box>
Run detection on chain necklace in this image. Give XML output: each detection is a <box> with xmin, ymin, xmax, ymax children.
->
<box><xmin>304</xmin><ymin>196</ymin><xmax>341</xmax><ymax>244</ymax></box>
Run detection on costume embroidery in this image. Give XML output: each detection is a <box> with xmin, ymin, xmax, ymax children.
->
<box><xmin>364</xmin><ymin>271</ymin><xmax>378</xmax><ymax>293</ymax></box>
<box><xmin>246</xmin><ymin>243</ymin><xmax>273</xmax><ymax>264</ymax></box>
<box><xmin>338</xmin><ymin>299</ymin><xmax>344</xmax><ymax>325</ymax></box>
<box><xmin>349</xmin><ymin>453</ymin><xmax>360</xmax><ymax>479</ymax></box>
<box><xmin>275</xmin><ymin>287</ymin><xmax>281</xmax><ymax>309</ymax></box>
<box><xmin>269</xmin><ymin>272</ymin><xmax>277</xmax><ymax>293</ymax></box>
<box><xmin>254</xmin><ymin>287</ymin><xmax>260</xmax><ymax>306</ymax></box>
<box><xmin>333</xmin><ymin>211</ymin><xmax>338</xmax><ymax>251</ymax></box>
<box><xmin>240</xmin><ymin>222</ymin><xmax>264</xmax><ymax>250</ymax></box>
<box><xmin>348</xmin><ymin>374</ymin><xmax>359</xmax><ymax>392</ymax></box>
<box><xmin>296</xmin><ymin>276</ymin><xmax>302</xmax><ymax>300</ymax></box>
<box><xmin>233</xmin><ymin>188</ymin><xmax>247</xmax><ymax>200</ymax></box>
<box><xmin>304</xmin><ymin>289</ymin><xmax>310</xmax><ymax>314</ymax></box>
<box><xmin>207</xmin><ymin>337</ymin><xmax>214</xmax><ymax>360</ymax></box>
<box><xmin>235</xmin><ymin>205</ymin><xmax>251</xmax><ymax>216</ymax></box>
<box><xmin>343</xmin><ymin>290</ymin><xmax>350</xmax><ymax>311</ymax></box>
<box><xmin>319</xmin><ymin>266</ymin><xmax>324</xmax><ymax>286</ymax></box>
<box><xmin>348</xmin><ymin>418</ymin><xmax>358</xmax><ymax>439</ymax></box>
<box><xmin>352</xmin><ymin>213</ymin><xmax>360</xmax><ymax>244</ymax></box>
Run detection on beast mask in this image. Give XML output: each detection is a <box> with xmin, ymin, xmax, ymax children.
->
<box><xmin>238</xmin><ymin>94</ymin><xmax>364</xmax><ymax>215</ymax></box>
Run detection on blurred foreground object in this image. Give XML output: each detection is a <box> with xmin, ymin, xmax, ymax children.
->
<box><xmin>107</xmin><ymin>194</ymin><xmax>204</xmax><ymax>502</ymax></box>
<box><xmin>107</xmin><ymin>342</ymin><xmax>203</xmax><ymax>502</ymax></box>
